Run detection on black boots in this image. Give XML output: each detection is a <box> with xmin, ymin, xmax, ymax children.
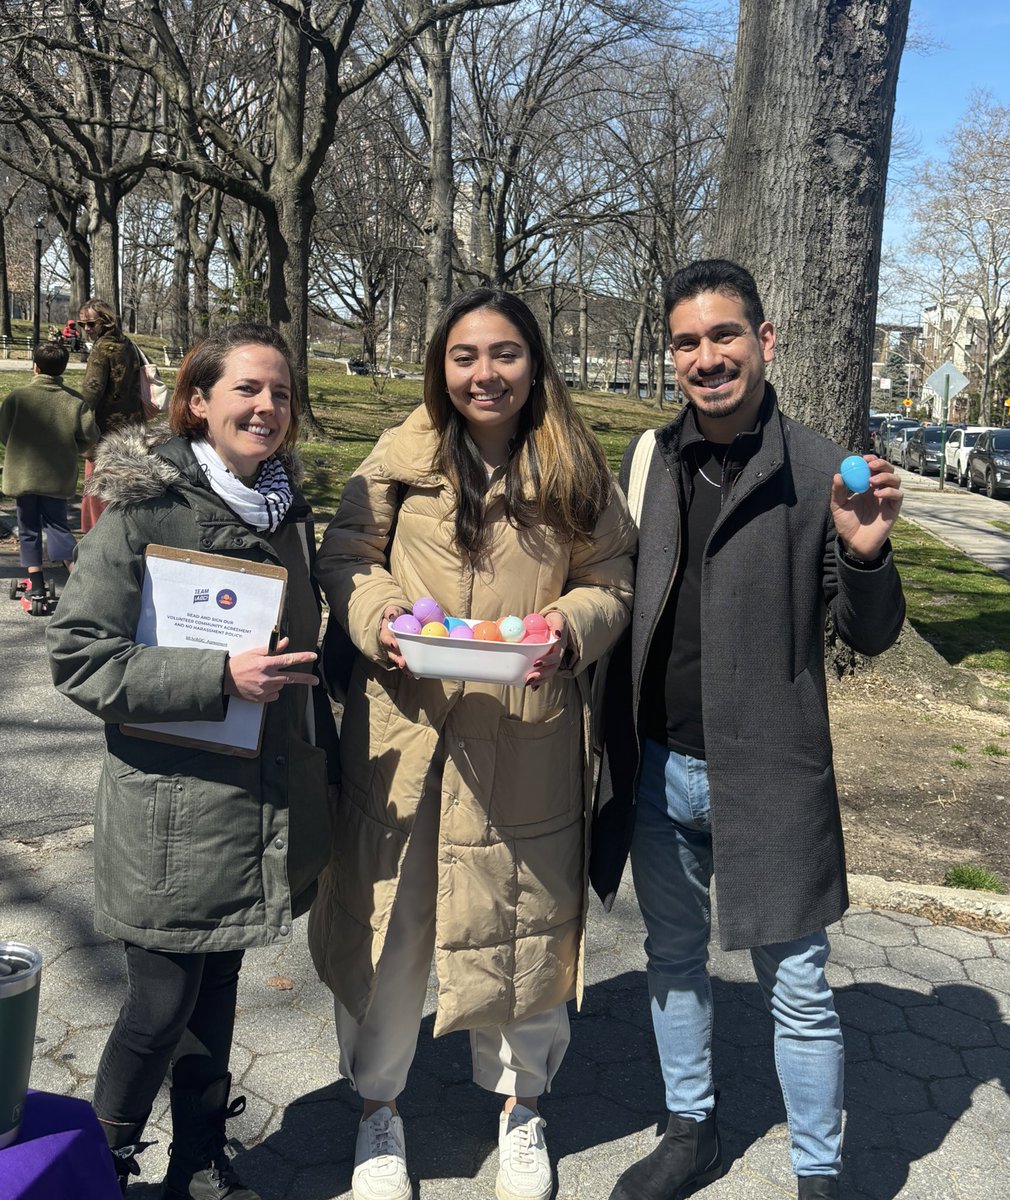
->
<box><xmin>162</xmin><ymin>1074</ymin><xmax>261</xmax><ymax>1199</ymax></box>
<box><xmin>99</xmin><ymin>1116</ymin><xmax>156</xmax><ymax>1196</ymax></box>
<box><xmin>609</xmin><ymin>1107</ymin><xmax>721</xmax><ymax>1200</ymax></box>
<box><xmin>797</xmin><ymin>1178</ymin><xmax>839</xmax><ymax>1199</ymax></box>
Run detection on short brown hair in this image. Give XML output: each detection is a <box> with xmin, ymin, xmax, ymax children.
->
<box><xmin>169</xmin><ymin>325</ymin><xmax>299</xmax><ymax>450</ymax></box>
<box><xmin>34</xmin><ymin>341</ymin><xmax>70</xmax><ymax>376</ymax></box>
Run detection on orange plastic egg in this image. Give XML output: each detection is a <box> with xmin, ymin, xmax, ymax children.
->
<box><xmin>473</xmin><ymin>620</ymin><xmax>503</xmax><ymax>641</ymax></box>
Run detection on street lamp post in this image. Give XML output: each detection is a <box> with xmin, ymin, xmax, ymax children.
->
<box><xmin>32</xmin><ymin>219</ymin><xmax>44</xmax><ymax>349</ymax></box>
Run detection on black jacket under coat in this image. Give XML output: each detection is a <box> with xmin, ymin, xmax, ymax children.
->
<box><xmin>591</xmin><ymin>386</ymin><xmax>905</xmax><ymax>950</ymax></box>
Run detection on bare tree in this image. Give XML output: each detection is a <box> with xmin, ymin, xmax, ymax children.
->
<box><xmin>0</xmin><ymin>0</ymin><xmax>157</xmax><ymax>308</ymax></box>
<box><xmin>711</xmin><ymin>0</ymin><xmax>910</xmax><ymax>448</ymax></box>
<box><xmin>899</xmin><ymin>93</ymin><xmax>1010</xmax><ymax>424</ymax></box>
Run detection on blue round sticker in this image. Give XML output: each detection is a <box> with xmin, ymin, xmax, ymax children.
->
<box><xmin>216</xmin><ymin>589</ymin><xmax>237</xmax><ymax>609</ymax></box>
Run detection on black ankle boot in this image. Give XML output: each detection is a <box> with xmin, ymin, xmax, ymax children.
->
<box><xmin>797</xmin><ymin>1178</ymin><xmax>839</xmax><ymax>1199</ymax></box>
<box><xmin>609</xmin><ymin>1107</ymin><xmax>721</xmax><ymax>1200</ymax></box>
<box><xmin>162</xmin><ymin>1074</ymin><xmax>261</xmax><ymax>1199</ymax></box>
<box><xmin>99</xmin><ymin>1115</ymin><xmax>156</xmax><ymax>1195</ymax></box>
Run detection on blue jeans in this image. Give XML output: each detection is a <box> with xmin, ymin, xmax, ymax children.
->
<box><xmin>630</xmin><ymin>738</ymin><xmax>844</xmax><ymax>1178</ymax></box>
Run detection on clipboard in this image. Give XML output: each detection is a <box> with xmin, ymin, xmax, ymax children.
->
<box><xmin>120</xmin><ymin>544</ymin><xmax>288</xmax><ymax>757</ymax></box>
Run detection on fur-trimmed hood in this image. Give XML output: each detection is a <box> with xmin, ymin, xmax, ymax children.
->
<box><xmin>85</xmin><ymin>426</ymin><xmax>305</xmax><ymax>508</ymax></box>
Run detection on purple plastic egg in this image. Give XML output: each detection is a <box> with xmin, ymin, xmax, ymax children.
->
<box><xmin>391</xmin><ymin>613</ymin><xmax>422</xmax><ymax>635</ymax></box>
<box><xmin>412</xmin><ymin>596</ymin><xmax>445</xmax><ymax>626</ymax></box>
<box><xmin>449</xmin><ymin>623</ymin><xmax>475</xmax><ymax>639</ymax></box>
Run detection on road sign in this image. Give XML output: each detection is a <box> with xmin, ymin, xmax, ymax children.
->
<box><xmin>925</xmin><ymin>361</ymin><xmax>969</xmax><ymax>400</ymax></box>
<box><xmin>902</xmin><ymin>397</ymin><xmax>912</xmax><ymax>407</ymax></box>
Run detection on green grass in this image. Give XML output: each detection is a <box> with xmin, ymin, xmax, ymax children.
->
<box><xmin>989</xmin><ymin>519</ymin><xmax>1010</xmax><ymax>534</ymax></box>
<box><xmin>951</xmin><ymin>757</ymin><xmax>970</xmax><ymax>769</ymax></box>
<box><xmin>890</xmin><ymin>516</ymin><xmax>1010</xmax><ymax>681</ymax></box>
<box><xmin>943</xmin><ymin>864</ymin><xmax>1006</xmax><ymax>893</ymax></box>
<box><xmin>982</xmin><ymin>743</ymin><xmax>1009</xmax><ymax>757</ymax></box>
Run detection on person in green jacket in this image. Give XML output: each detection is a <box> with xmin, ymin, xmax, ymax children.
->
<box><xmin>0</xmin><ymin>338</ymin><xmax>98</xmax><ymax>605</ymax></box>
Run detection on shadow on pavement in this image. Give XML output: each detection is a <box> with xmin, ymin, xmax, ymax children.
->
<box><xmin>232</xmin><ymin>973</ymin><xmax>1010</xmax><ymax>1200</ymax></box>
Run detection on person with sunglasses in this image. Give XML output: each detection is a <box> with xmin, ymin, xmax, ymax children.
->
<box><xmin>78</xmin><ymin>298</ymin><xmax>145</xmax><ymax>531</ymax></box>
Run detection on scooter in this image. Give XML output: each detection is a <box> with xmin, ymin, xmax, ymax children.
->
<box><xmin>9</xmin><ymin>576</ymin><xmax>59</xmax><ymax>616</ymax></box>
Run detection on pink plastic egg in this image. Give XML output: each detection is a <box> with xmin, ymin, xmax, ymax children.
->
<box><xmin>522</xmin><ymin>613</ymin><xmax>551</xmax><ymax>641</ymax></box>
<box><xmin>449</xmin><ymin>623</ymin><xmax>475</xmax><ymax>639</ymax></box>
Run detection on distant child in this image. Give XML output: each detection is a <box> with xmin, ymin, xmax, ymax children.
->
<box><xmin>0</xmin><ymin>339</ymin><xmax>98</xmax><ymax>604</ymax></box>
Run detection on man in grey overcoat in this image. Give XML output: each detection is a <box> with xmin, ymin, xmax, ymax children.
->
<box><xmin>592</xmin><ymin>260</ymin><xmax>905</xmax><ymax>1200</ymax></box>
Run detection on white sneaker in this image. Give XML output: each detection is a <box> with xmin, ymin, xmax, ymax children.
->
<box><xmin>352</xmin><ymin>1106</ymin><xmax>412</xmax><ymax>1200</ymax></box>
<box><xmin>496</xmin><ymin>1104</ymin><xmax>553</xmax><ymax>1200</ymax></box>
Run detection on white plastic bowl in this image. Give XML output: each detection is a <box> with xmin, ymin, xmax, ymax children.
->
<box><xmin>395</xmin><ymin>620</ymin><xmax>556</xmax><ymax>685</ymax></box>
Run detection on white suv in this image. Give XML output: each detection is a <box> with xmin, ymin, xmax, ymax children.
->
<box><xmin>944</xmin><ymin>426</ymin><xmax>995</xmax><ymax>487</ymax></box>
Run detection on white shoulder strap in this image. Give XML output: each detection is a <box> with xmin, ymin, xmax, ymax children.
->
<box><xmin>626</xmin><ymin>429</ymin><xmax>657</xmax><ymax>527</ymax></box>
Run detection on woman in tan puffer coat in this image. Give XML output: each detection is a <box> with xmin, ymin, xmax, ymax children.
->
<box><xmin>309</xmin><ymin>290</ymin><xmax>636</xmax><ymax>1200</ymax></box>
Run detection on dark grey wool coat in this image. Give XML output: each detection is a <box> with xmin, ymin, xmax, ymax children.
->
<box><xmin>591</xmin><ymin>386</ymin><xmax>906</xmax><ymax>950</ymax></box>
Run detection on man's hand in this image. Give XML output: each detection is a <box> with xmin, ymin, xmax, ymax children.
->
<box><xmin>830</xmin><ymin>453</ymin><xmax>903</xmax><ymax>561</ymax></box>
<box><xmin>224</xmin><ymin>635</ymin><xmax>318</xmax><ymax>703</ymax></box>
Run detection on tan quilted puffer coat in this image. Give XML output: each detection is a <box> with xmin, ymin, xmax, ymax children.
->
<box><xmin>309</xmin><ymin>406</ymin><xmax>636</xmax><ymax>1035</ymax></box>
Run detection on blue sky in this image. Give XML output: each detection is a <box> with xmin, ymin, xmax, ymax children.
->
<box><xmin>882</xmin><ymin>1</ymin><xmax>1010</xmax><ymax>318</ymax></box>
<box><xmin>896</xmin><ymin>0</ymin><xmax>1010</xmax><ymax>160</ymax></box>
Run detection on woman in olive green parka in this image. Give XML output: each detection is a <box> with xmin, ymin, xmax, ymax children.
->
<box><xmin>47</xmin><ymin>326</ymin><xmax>334</xmax><ymax>1200</ymax></box>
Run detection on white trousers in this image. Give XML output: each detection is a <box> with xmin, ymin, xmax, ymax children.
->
<box><xmin>335</xmin><ymin>755</ymin><xmax>571</xmax><ymax>1101</ymax></box>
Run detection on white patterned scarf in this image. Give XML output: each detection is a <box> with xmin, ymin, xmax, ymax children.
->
<box><xmin>190</xmin><ymin>438</ymin><xmax>293</xmax><ymax>532</ymax></box>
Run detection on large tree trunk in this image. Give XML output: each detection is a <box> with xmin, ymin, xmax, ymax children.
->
<box><xmin>711</xmin><ymin>0</ymin><xmax>910</xmax><ymax>449</ymax></box>
<box><xmin>420</xmin><ymin>21</ymin><xmax>457</xmax><ymax>347</ymax></box>
<box><xmin>0</xmin><ymin>217</ymin><xmax>11</xmax><ymax>339</ymax></box>
<box><xmin>168</xmin><ymin>177</ymin><xmax>193</xmax><ymax>354</ymax></box>
<box><xmin>268</xmin><ymin>192</ymin><xmax>324</xmax><ymax>439</ymax></box>
<box><xmin>627</xmin><ymin>291</ymin><xmax>649</xmax><ymax>401</ymax></box>
<box><xmin>86</xmin><ymin>186</ymin><xmax>120</xmax><ymax>310</ymax></box>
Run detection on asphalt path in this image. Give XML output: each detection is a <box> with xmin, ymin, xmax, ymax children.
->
<box><xmin>0</xmin><ymin>504</ymin><xmax>103</xmax><ymax>839</ymax></box>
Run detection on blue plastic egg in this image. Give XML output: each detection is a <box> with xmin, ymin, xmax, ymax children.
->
<box><xmin>840</xmin><ymin>455</ymin><xmax>871</xmax><ymax>494</ymax></box>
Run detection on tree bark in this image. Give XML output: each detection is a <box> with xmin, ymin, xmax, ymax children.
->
<box><xmin>0</xmin><ymin>216</ymin><xmax>11</xmax><ymax>340</ymax></box>
<box><xmin>169</xmin><ymin>177</ymin><xmax>193</xmax><ymax>354</ymax></box>
<box><xmin>419</xmin><ymin>21</ymin><xmax>457</xmax><ymax>347</ymax></box>
<box><xmin>711</xmin><ymin>0</ymin><xmax>910</xmax><ymax>449</ymax></box>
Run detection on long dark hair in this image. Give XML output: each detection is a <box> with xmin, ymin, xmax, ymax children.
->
<box><xmin>424</xmin><ymin>288</ymin><xmax>611</xmax><ymax>559</ymax></box>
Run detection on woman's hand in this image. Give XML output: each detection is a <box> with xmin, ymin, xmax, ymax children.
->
<box><xmin>378</xmin><ymin>605</ymin><xmax>411</xmax><ymax>672</ymax></box>
<box><xmin>525</xmin><ymin>612</ymin><xmax>569</xmax><ymax>689</ymax></box>
<box><xmin>224</xmin><ymin>636</ymin><xmax>319</xmax><ymax>703</ymax></box>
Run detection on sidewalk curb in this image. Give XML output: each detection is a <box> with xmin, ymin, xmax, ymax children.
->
<box><xmin>849</xmin><ymin>870</ymin><xmax>1010</xmax><ymax>931</ymax></box>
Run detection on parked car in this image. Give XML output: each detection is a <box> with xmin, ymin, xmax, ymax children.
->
<box><xmin>903</xmin><ymin>425</ymin><xmax>963</xmax><ymax>475</ymax></box>
<box><xmin>966</xmin><ymin>428</ymin><xmax>1010</xmax><ymax>498</ymax></box>
<box><xmin>890</xmin><ymin>426</ymin><xmax>916</xmax><ymax>467</ymax></box>
<box><xmin>874</xmin><ymin>417</ymin><xmax>918</xmax><ymax>460</ymax></box>
<box><xmin>944</xmin><ymin>426</ymin><xmax>994</xmax><ymax>487</ymax></box>
<box><xmin>867</xmin><ymin>413</ymin><xmax>887</xmax><ymax>449</ymax></box>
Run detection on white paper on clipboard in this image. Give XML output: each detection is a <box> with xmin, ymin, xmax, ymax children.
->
<box><xmin>120</xmin><ymin>545</ymin><xmax>287</xmax><ymax>756</ymax></box>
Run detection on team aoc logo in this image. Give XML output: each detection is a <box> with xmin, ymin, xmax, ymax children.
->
<box><xmin>216</xmin><ymin>589</ymin><xmax>238</xmax><ymax>610</ymax></box>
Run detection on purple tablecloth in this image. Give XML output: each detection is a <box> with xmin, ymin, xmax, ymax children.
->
<box><xmin>0</xmin><ymin>1090</ymin><xmax>120</xmax><ymax>1199</ymax></box>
